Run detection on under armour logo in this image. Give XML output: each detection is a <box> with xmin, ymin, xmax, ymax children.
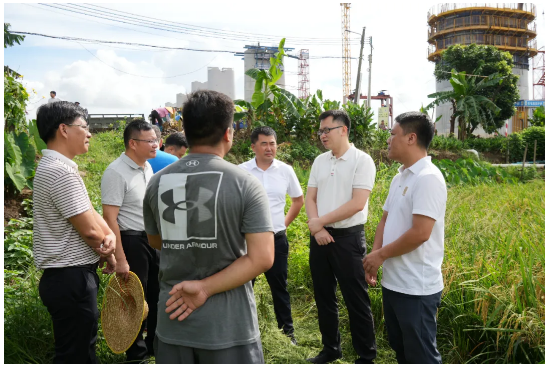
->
<box><xmin>160</xmin><ymin>187</ymin><xmax>213</xmax><ymax>224</ymax></box>
<box><xmin>186</xmin><ymin>160</ymin><xmax>199</xmax><ymax>167</ymax></box>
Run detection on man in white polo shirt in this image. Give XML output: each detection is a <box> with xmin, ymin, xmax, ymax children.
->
<box><xmin>33</xmin><ymin>101</ymin><xmax>116</xmax><ymax>363</ymax></box>
<box><xmin>239</xmin><ymin>126</ymin><xmax>304</xmax><ymax>345</ymax></box>
<box><xmin>305</xmin><ymin>110</ymin><xmax>377</xmax><ymax>364</ymax></box>
<box><xmin>101</xmin><ymin>119</ymin><xmax>159</xmax><ymax>362</ymax></box>
<box><xmin>363</xmin><ymin>111</ymin><xmax>447</xmax><ymax>364</ymax></box>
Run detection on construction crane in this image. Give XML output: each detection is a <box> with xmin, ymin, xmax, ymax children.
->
<box><xmin>341</xmin><ymin>3</ymin><xmax>351</xmax><ymax>103</ymax></box>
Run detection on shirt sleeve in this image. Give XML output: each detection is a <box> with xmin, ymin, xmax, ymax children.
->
<box><xmin>241</xmin><ymin>177</ymin><xmax>274</xmax><ymax>234</ymax></box>
<box><xmin>101</xmin><ymin>168</ymin><xmax>126</xmax><ymax>207</ymax></box>
<box><xmin>50</xmin><ymin>172</ymin><xmax>92</xmax><ymax>219</ymax></box>
<box><xmin>353</xmin><ymin>154</ymin><xmax>376</xmax><ymax>191</ymax></box>
<box><xmin>411</xmin><ymin>174</ymin><xmax>447</xmax><ymax>220</ymax></box>
<box><xmin>307</xmin><ymin>157</ymin><xmax>319</xmax><ymax>188</ymax></box>
<box><xmin>143</xmin><ymin>182</ymin><xmax>160</xmax><ymax>235</ymax></box>
<box><xmin>286</xmin><ymin>166</ymin><xmax>303</xmax><ymax>198</ymax></box>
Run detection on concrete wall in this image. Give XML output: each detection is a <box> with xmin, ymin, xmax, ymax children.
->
<box><xmin>191</xmin><ymin>81</ymin><xmax>208</xmax><ymax>93</ymax></box>
<box><xmin>176</xmin><ymin>93</ymin><xmax>188</xmax><ymax>108</ymax></box>
<box><xmin>208</xmin><ymin>67</ymin><xmax>235</xmax><ymax>100</ymax></box>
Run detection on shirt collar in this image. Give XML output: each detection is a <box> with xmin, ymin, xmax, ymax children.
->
<box><xmin>250</xmin><ymin>158</ymin><xmax>279</xmax><ymax>171</ymax></box>
<box><xmin>41</xmin><ymin>149</ymin><xmax>78</xmax><ymax>169</ymax></box>
<box><xmin>120</xmin><ymin>152</ymin><xmax>146</xmax><ymax>171</ymax></box>
<box><xmin>399</xmin><ymin>156</ymin><xmax>431</xmax><ymax>175</ymax></box>
<box><xmin>329</xmin><ymin>143</ymin><xmax>355</xmax><ymax>161</ymax></box>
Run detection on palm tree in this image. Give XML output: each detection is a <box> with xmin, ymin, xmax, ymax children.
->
<box><xmin>426</xmin><ymin>68</ymin><xmax>503</xmax><ymax>140</ymax></box>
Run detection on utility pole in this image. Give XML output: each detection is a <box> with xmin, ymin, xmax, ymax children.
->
<box><xmin>367</xmin><ymin>36</ymin><xmax>373</xmax><ymax>109</ymax></box>
<box><xmin>353</xmin><ymin>27</ymin><xmax>366</xmax><ymax>104</ymax></box>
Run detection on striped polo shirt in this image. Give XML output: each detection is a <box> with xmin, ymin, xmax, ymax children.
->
<box><xmin>33</xmin><ymin>149</ymin><xmax>100</xmax><ymax>269</ymax></box>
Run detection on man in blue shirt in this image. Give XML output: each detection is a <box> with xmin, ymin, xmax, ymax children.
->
<box><xmin>148</xmin><ymin>125</ymin><xmax>178</xmax><ymax>173</ymax></box>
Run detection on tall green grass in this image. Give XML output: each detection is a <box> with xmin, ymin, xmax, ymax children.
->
<box><xmin>4</xmin><ymin>128</ymin><xmax>545</xmax><ymax>363</ymax></box>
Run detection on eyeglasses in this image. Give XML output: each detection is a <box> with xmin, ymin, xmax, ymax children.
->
<box><xmin>317</xmin><ymin>126</ymin><xmax>344</xmax><ymax>136</ymax></box>
<box><xmin>66</xmin><ymin>123</ymin><xmax>90</xmax><ymax>131</ymax></box>
<box><xmin>132</xmin><ymin>138</ymin><xmax>160</xmax><ymax>145</ymax></box>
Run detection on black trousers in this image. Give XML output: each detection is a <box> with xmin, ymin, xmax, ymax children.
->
<box><xmin>121</xmin><ymin>232</ymin><xmax>160</xmax><ymax>361</ymax></box>
<box><xmin>264</xmin><ymin>231</ymin><xmax>294</xmax><ymax>335</ymax></box>
<box><xmin>151</xmin><ymin>110</ymin><xmax>162</xmax><ymax>128</ymax></box>
<box><xmin>309</xmin><ymin>228</ymin><xmax>377</xmax><ymax>362</ymax></box>
<box><xmin>382</xmin><ymin>286</ymin><xmax>442</xmax><ymax>364</ymax></box>
<box><xmin>39</xmin><ymin>262</ymin><xmax>100</xmax><ymax>364</ymax></box>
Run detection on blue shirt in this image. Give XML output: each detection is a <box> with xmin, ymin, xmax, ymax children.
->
<box><xmin>147</xmin><ymin>149</ymin><xmax>178</xmax><ymax>173</ymax></box>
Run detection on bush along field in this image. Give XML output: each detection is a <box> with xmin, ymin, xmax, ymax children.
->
<box><xmin>4</xmin><ymin>128</ymin><xmax>545</xmax><ymax>364</ymax></box>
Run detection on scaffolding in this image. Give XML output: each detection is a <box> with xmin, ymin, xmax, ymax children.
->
<box><xmin>533</xmin><ymin>48</ymin><xmax>545</xmax><ymax>100</ymax></box>
<box><xmin>298</xmin><ymin>49</ymin><xmax>310</xmax><ymax>100</ymax></box>
<box><xmin>341</xmin><ymin>3</ymin><xmax>351</xmax><ymax>103</ymax></box>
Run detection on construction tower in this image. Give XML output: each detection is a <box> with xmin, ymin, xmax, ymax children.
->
<box><xmin>341</xmin><ymin>3</ymin><xmax>351</xmax><ymax>103</ymax></box>
<box><xmin>533</xmin><ymin>47</ymin><xmax>545</xmax><ymax>101</ymax></box>
<box><xmin>298</xmin><ymin>49</ymin><xmax>310</xmax><ymax>99</ymax></box>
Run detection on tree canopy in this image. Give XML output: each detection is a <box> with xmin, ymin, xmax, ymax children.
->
<box><xmin>4</xmin><ymin>23</ymin><xmax>25</xmax><ymax>49</ymax></box>
<box><xmin>434</xmin><ymin>44</ymin><xmax>519</xmax><ymax>133</ymax></box>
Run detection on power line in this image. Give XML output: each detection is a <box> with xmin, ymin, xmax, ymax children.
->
<box><xmin>38</xmin><ymin>3</ymin><xmax>361</xmax><ymax>46</ymax></box>
<box><xmin>12</xmin><ymin>31</ymin><xmax>361</xmax><ymax>59</ymax></box>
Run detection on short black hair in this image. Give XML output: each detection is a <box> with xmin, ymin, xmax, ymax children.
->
<box><xmin>182</xmin><ymin>90</ymin><xmax>234</xmax><ymax>147</ymax></box>
<box><xmin>250</xmin><ymin>126</ymin><xmax>277</xmax><ymax>144</ymax></box>
<box><xmin>319</xmin><ymin>109</ymin><xmax>351</xmax><ymax>131</ymax></box>
<box><xmin>36</xmin><ymin>101</ymin><xmax>88</xmax><ymax>143</ymax></box>
<box><xmin>50</xmin><ymin>91</ymin><xmax>56</xmax><ymax>95</ymax></box>
<box><xmin>123</xmin><ymin>119</ymin><xmax>153</xmax><ymax>149</ymax></box>
<box><xmin>395</xmin><ymin>111</ymin><xmax>435</xmax><ymax>150</ymax></box>
<box><xmin>165</xmin><ymin>132</ymin><xmax>188</xmax><ymax>148</ymax></box>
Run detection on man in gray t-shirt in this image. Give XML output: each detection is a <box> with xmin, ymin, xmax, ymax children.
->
<box><xmin>143</xmin><ymin>90</ymin><xmax>274</xmax><ymax>364</ymax></box>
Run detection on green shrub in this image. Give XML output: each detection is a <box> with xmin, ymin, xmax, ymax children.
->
<box><xmin>505</xmin><ymin>127</ymin><xmax>545</xmax><ymax>162</ymax></box>
<box><xmin>463</xmin><ymin>136</ymin><xmax>506</xmax><ymax>153</ymax></box>
<box><xmin>430</xmin><ymin>135</ymin><xmax>464</xmax><ymax>151</ymax></box>
<box><xmin>433</xmin><ymin>158</ymin><xmax>518</xmax><ymax>186</ymax></box>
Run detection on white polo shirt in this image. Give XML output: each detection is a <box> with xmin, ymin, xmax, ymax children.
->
<box><xmin>239</xmin><ymin>158</ymin><xmax>303</xmax><ymax>233</ymax></box>
<box><xmin>308</xmin><ymin>145</ymin><xmax>376</xmax><ymax>228</ymax></box>
<box><xmin>381</xmin><ymin>156</ymin><xmax>447</xmax><ymax>296</ymax></box>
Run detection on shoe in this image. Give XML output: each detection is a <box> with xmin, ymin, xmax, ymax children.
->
<box><xmin>287</xmin><ymin>333</ymin><xmax>298</xmax><ymax>346</ymax></box>
<box><xmin>307</xmin><ymin>349</ymin><xmax>342</xmax><ymax>364</ymax></box>
<box><xmin>355</xmin><ymin>357</ymin><xmax>374</xmax><ymax>364</ymax></box>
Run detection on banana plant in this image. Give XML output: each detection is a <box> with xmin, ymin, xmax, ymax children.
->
<box><xmin>4</xmin><ymin>130</ymin><xmax>37</xmax><ymax>193</ymax></box>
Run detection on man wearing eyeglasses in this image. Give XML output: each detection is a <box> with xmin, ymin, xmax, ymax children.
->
<box><xmin>101</xmin><ymin>119</ymin><xmax>160</xmax><ymax>362</ymax></box>
<box><xmin>33</xmin><ymin>101</ymin><xmax>116</xmax><ymax>363</ymax></box>
<box><xmin>305</xmin><ymin>110</ymin><xmax>377</xmax><ymax>364</ymax></box>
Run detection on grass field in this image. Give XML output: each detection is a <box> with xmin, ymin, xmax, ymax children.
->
<box><xmin>4</xmin><ymin>129</ymin><xmax>545</xmax><ymax>363</ymax></box>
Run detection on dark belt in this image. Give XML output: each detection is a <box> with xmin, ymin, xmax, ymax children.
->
<box><xmin>44</xmin><ymin>261</ymin><xmax>99</xmax><ymax>271</ymax></box>
<box><xmin>323</xmin><ymin>224</ymin><xmax>364</xmax><ymax>237</ymax></box>
<box><xmin>120</xmin><ymin>230</ymin><xmax>147</xmax><ymax>237</ymax></box>
<box><xmin>274</xmin><ymin>230</ymin><xmax>286</xmax><ymax>239</ymax></box>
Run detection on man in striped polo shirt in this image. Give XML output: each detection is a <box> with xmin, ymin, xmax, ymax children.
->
<box><xmin>33</xmin><ymin>101</ymin><xmax>117</xmax><ymax>363</ymax></box>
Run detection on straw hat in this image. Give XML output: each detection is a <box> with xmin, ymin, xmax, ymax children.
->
<box><xmin>101</xmin><ymin>271</ymin><xmax>149</xmax><ymax>354</ymax></box>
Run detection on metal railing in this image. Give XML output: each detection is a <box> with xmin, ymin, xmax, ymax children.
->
<box><xmin>428</xmin><ymin>16</ymin><xmax>536</xmax><ymax>38</ymax></box>
<box><xmin>428</xmin><ymin>36</ymin><xmax>537</xmax><ymax>56</ymax></box>
<box><xmin>428</xmin><ymin>3</ymin><xmax>537</xmax><ymax>20</ymax></box>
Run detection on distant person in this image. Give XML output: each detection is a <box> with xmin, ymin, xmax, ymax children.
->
<box><xmin>48</xmin><ymin>91</ymin><xmax>62</xmax><ymax>103</ymax></box>
<box><xmin>363</xmin><ymin>111</ymin><xmax>447</xmax><ymax>364</ymax></box>
<box><xmin>74</xmin><ymin>102</ymin><xmax>80</xmax><ymax>106</ymax></box>
<box><xmin>101</xmin><ymin>119</ymin><xmax>159</xmax><ymax>362</ymax></box>
<box><xmin>239</xmin><ymin>126</ymin><xmax>304</xmax><ymax>346</ymax></box>
<box><xmin>305</xmin><ymin>110</ymin><xmax>377</xmax><ymax>364</ymax></box>
<box><xmin>156</xmin><ymin>107</ymin><xmax>171</xmax><ymax>125</ymax></box>
<box><xmin>33</xmin><ymin>101</ymin><xmax>116</xmax><ymax>363</ymax></box>
<box><xmin>164</xmin><ymin>132</ymin><xmax>188</xmax><ymax>159</ymax></box>
<box><xmin>379</xmin><ymin>120</ymin><xmax>387</xmax><ymax>130</ymax></box>
<box><xmin>148</xmin><ymin>125</ymin><xmax>178</xmax><ymax>173</ymax></box>
<box><xmin>150</xmin><ymin>109</ymin><xmax>163</xmax><ymax>130</ymax></box>
<box><xmin>142</xmin><ymin>90</ymin><xmax>274</xmax><ymax>364</ymax></box>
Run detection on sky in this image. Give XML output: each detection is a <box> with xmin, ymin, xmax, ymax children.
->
<box><xmin>3</xmin><ymin>1</ymin><xmax>545</xmax><ymax>124</ymax></box>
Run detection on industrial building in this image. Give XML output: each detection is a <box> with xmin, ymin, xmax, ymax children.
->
<box><xmin>165</xmin><ymin>68</ymin><xmax>235</xmax><ymax>107</ymax></box>
<box><xmin>235</xmin><ymin>44</ymin><xmax>295</xmax><ymax>103</ymax></box>
<box><xmin>427</xmin><ymin>3</ymin><xmax>540</xmax><ymax>136</ymax></box>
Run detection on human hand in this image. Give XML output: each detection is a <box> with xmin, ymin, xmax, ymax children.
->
<box><xmin>362</xmin><ymin>249</ymin><xmax>385</xmax><ymax>277</ymax></box>
<box><xmin>307</xmin><ymin>218</ymin><xmax>324</xmax><ymax>235</ymax></box>
<box><xmin>314</xmin><ymin>228</ymin><xmax>335</xmax><ymax>246</ymax></box>
<box><xmin>115</xmin><ymin>258</ymin><xmax>130</xmax><ymax>282</ymax></box>
<box><xmin>95</xmin><ymin>233</ymin><xmax>116</xmax><ymax>257</ymax></box>
<box><xmin>100</xmin><ymin>254</ymin><xmax>117</xmax><ymax>274</ymax></box>
<box><xmin>364</xmin><ymin>269</ymin><xmax>377</xmax><ymax>287</ymax></box>
<box><xmin>165</xmin><ymin>280</ymin><xmax>209</xmax><ymax>321</ymax></box>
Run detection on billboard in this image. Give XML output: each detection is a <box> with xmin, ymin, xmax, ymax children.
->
<box><xmin>378</xmin><ymin>107</ymin><xmax>389</xmax><ymax>129</ymax></box>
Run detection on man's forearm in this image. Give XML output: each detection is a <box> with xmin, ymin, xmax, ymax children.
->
<box><xmin>377</xmin><ymin>227</ymin><xmax>427</xmax><ymax>260</ymax></box>
<box><xmin>372</xmin><ymin>217</ymin><xmax>386</xmax><ymax>252</ymax></box>
<box><xmin>104</xmin><ymin>217</ymin><xmax>126</xmax><ymax>261</ymax></box>
<box><xmin>201</xmin><ymin>253</ymin><xmax>272</xmax><ymax>298</ymax></box>
<box><xmin>319</xmin><ymin>198</ymin><xmax>364</xmax><ymax>227</ymax></box>
<box><xmin>305</xmin><ymin>197</ymin><xmax>319</xmax><ymax>220</ymax></box>
<box><xmin>285</xmin><ymin>200</ymin><xmax>303</xmax><ymax>228</ymax></box>
<box><xmin>93</xmin><ymin>209</ymin><xmax>113</xmax><ymax>236</ymax></box>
